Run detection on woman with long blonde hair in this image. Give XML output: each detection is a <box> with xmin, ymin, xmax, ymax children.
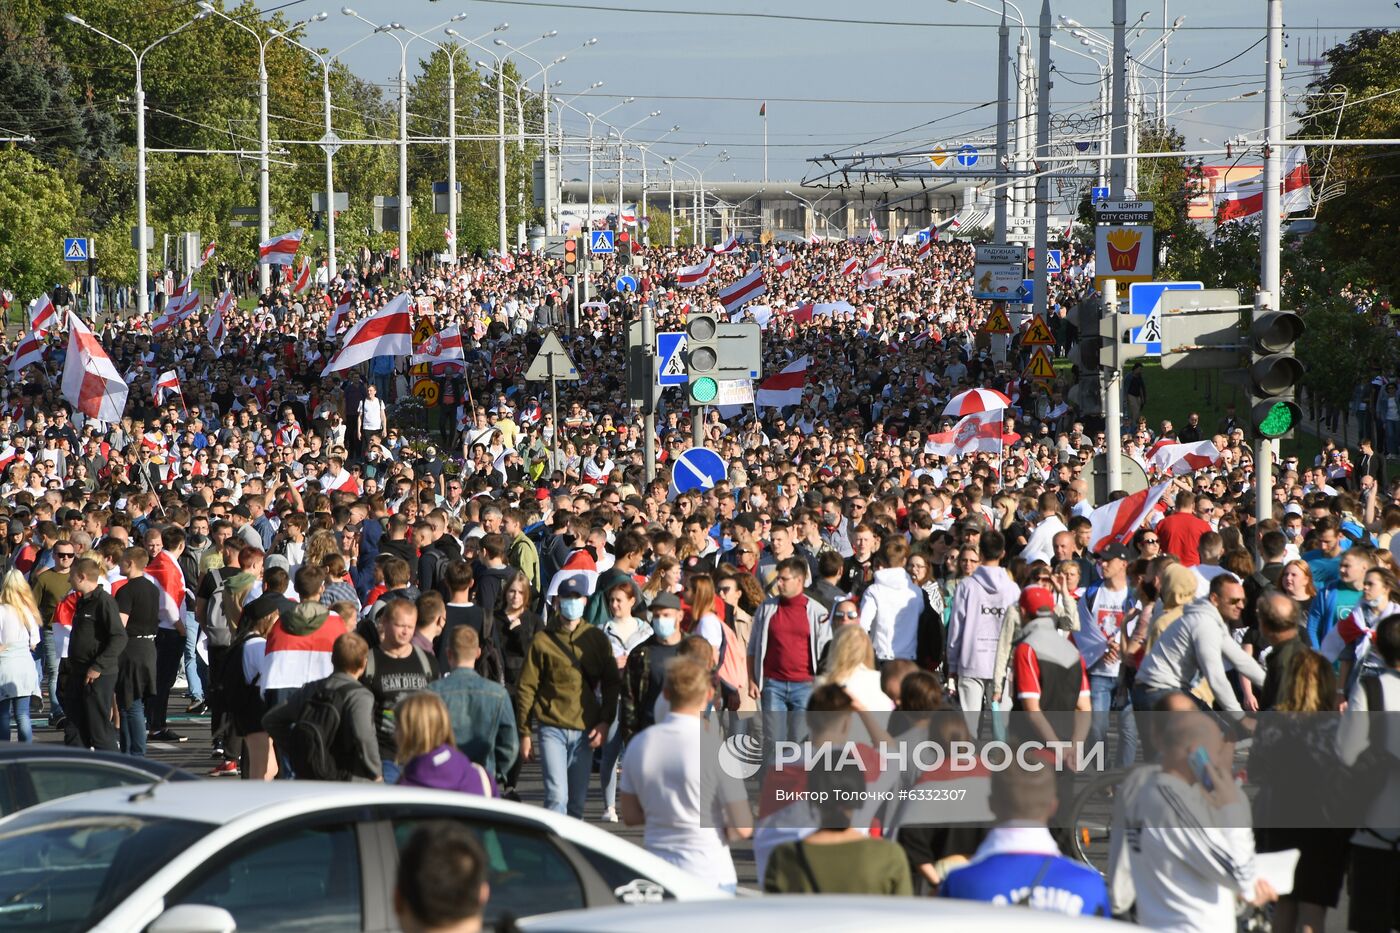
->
<box><xmin>0</xmin><ymin>570</ymin><xmax>42</xmax><ymax>741</ymax></box>
<box><xmin>817</xmin><ymin>623</ymin><xmax>894</xmax><ymax>712</ymax></box>
<box><xmin>394</xmin><ymin>691</ymin><xmax>497</xmax><ymax>796</ymax></box>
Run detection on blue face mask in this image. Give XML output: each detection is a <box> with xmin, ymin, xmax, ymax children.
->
<box><xmin>652</xmin><ymin>615</ymin><xmax>677</xmax><ymax>639</ymax></box>
<box><xmin>559</xmin><ymin>597</ymin><xmax>586</xmax><ymax>620</ymax></box>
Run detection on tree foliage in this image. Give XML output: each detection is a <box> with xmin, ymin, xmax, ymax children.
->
<box><xmin>0</xmin><ymin>147</ymin><xmax>80</xmax><ymax>300</ymax></box>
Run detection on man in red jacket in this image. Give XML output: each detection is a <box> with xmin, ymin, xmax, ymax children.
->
<box><xmin>1154</xmin><ymin>490</ymin><xmax>1213</xmax><ymax>567</ymax></box>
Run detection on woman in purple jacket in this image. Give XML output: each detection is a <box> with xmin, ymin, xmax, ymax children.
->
<box><xmin>394</xmin><ymin>692</ymin><xmax>498</xmax><ymax>797</ymax></box>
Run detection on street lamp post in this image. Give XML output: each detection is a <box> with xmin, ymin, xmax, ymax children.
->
<box><xmin>615</xmin><ymin>111</ymin><xmax>661</xmax><ymax>236</ymax></box>
<box><xmin>583</xmin><ymin>100</ymin><xmax>631</xmax><ymax>235</ymax></box>
<box><xmin>495</xmin><ymin>33</ymin><xmax>561</xmax><ymax>239</ymax></box>
<box><xmin>637</xmin><ymin>125</ymin><xmax>679</xmax><ymax>245</ymax></box>
<box><xmin>553</xmin><ymin>84</ymin><xmax>603</xmax><ymax>230</ymax></box>
<box><xmin>64</xmin><ymin>11</ymin><xmax>206</xmax><ymax>320</ymax></box>
<box><xmin>455</xmin><ymin>30</ymin><xmax>512</xmax><ymax>255</ymax></box>
<box><xmin>666</xmin><ymin>142</ymin><xmax>707</xmax><ymax>246</ymax></box>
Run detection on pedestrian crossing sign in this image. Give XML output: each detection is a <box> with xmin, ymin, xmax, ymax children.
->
<box><xmin>984</xmin><ymin>305</ymin><xmax>1013</xmax><ymax>334</ymax></box>
<box><xmin>1021</xmin><ymin>316</ymin><xmax>1055</xmax><ymax>346</ymax></box>
<box><xmin>1025</xmin><ymin>347</ymin><xmax>1056</xmax><ymax>380</ymax></box>
<box><xmin>63</xmin><ymin>237</ymin><xmax>89</xmax><ymax>261</ymax></box>
<box><xmin>589</xmin><ymin>230</ymin><xmax>615</xmax><ymax>254</ymax></box>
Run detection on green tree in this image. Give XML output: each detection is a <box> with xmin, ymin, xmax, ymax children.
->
<box><xmin>0</xmin><ymin>147</ymin><xmax>80</xmax><ymax>301</ymax></box>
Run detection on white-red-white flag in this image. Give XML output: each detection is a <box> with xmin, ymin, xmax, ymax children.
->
<box><xmin>169</xmin><ymin>273</ymin><xmax>190</xmax><ymax>300</ymax></box>
<box><xmin>712</xmin><ymin>234</ymin><xmax>739</xmax><ymax>254</ymax></box>
<box><xmin>861</xmin><ymin>252</ymin><xmax>887</xmax><ymax>288</ymax></box>
<box><xmin>718</xmin><ymin>265</ymin><xmax>766</xmax><ymax>314</ymax></box>
<box><xmin>774</xmin><ymin>250</ymin><xmax>794</xmax><ymax>278</ymax></box>
<box><xmin>620</xmin><ymin>205</ymin><xmax>638</xmax><ymax>227</ymax></box>
<box><xmin>29</xmin><ymin>294</ymin><xmax>57</xmax><ymax>334</ymax></box>
<box><xmin>867</xmin><ymin>215</ymin><xmax>884</xmax><ymax>243</ymax></box>
<box><xmin>411</xmin><ymin>325</ymin><xmax>466</xmax><ymax>368</ymax></box>
<box><xmin>923</xmin><ymin>409</ymin><xmax>1003</xmax><ymax>458</ymax></box>
<box><xmin>61</xmin><ymin>312</ymin><xmax>128</xmax><ymax>423</ymax></box>
<box><xmin>443</xmin><ymin>226</ymin><xmax>454</xmax><ymax>245</ymax></box>
<box><xmin>756</xmin><ymin>356</ymin><xmax>808</xmax><ymax>409</ymax></box>
<box><xmin>152</xmin><ymin>292</ymin><xmax>199</xmax><ymax>335</ymax></box>
<box><xmin>917</xmin><ymin>233</ymin><xmax>933</xmax><ymax>259</ymax></box>
<box><xmin>292</xmin><ymin>256</ymin><xmax>312</xmax><ymax>294</ymax></box>
<box><xmin>1215</xmin><ymin>148</ymin><xmax>1312</xmax><ymax>224</ymax></box>
<box><xmin>199</xmin><ymin>241</ymin><xmax>218</xmax><ymax>266</ymax></box>
<box><xmin>1088</xmin><ymin>480</ymin><xmax>1174</xmax><ymax>553</ymax></box>
<box><xmin>258</xmin><ymin>229</ymin><xmax>304</xmax><ymax>265</ymax></box>
<box><xmin>154</xmin><ymin>370</ymin><xmax>182</xmax><ymax>405</ymax></box>
<box><xmin>146</xmin><ymin>550</ymin><xmax>186</xmax><ymax>627</ymax></box>
<box><xmin>321</xmin><ymin>292</ymin><xmax>414</xmax><ymax>376</ymax></box>
<box><xmin>328</xmin><ymin>294</ymin><xmax>352</xmax><ymax>338</ymax></box>
<box><xmin>6</xmin><ymin>331</ymin><xmax>45</xmax><ymax>374</ymax></box>
<box><xmin>675</xmin><ymin>255</ymin><xmax>714</xmax><ymax>289</ymax></box>
<box><xmin>1146</xmin><ymin>439</ymin><xmax>1225</xmax><ymax>476</ymax></box>
<box><xmin>497</xmin><ymin>252</ymin><xmax>517</xmax><ymax>273</ymax></box>
<box><xmin>840</xmin><ymin>255</ymin><xmax>860</xmax><ymax>277</ymax></box>
<box><xmin>207</xmin><ymin>294</ymin><xmax>228</xmax><ymax>348</ymax></box>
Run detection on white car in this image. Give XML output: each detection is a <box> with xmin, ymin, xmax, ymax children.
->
<box><xmin>517</xmin><ymin>896</ymin><xmax>1137</xmax><ymax>932</ymax></box>
<box><xmin>0</xmin><ymin>781</ymin><xmax>727</xmax><ymax>933</ymax></box>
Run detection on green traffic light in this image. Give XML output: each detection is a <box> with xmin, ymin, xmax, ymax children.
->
<box><xmin>690</xmin><ymin>376</ymin><xmax>718</xmax><ymax>403</ymax></box>
<box><xmin>1257</xmin><ymin>401</ymin><xmax>1296</xmax><ymax>438</ymax></box>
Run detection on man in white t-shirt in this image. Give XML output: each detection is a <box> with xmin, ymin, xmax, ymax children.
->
<box><xmin>358</xmin><ymin>385</ymin><xmax>387</xmax><ymax>447</ymax></box>
<box><xmin>619</xmin><ymin>657</ymin><xmax>751</xmax><ymax>893</ymax></box>
<box><xmin>1075</xmin><ymin>542</ymin><xmax>1139</xmax><ymax>767</ymax></box>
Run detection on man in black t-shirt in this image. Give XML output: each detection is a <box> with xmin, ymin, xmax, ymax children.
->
<box><xmin>623</xmin><ymin>593</ymin><xmax>686</xmax><ymax>736</ymax></box>
<box><xmin>115</xmin><ymin>547</ymin><xmax>161</xmax><ymax>757</ymax></box>
<box><xmin>362</xmin><ymin>598</ymin><xmax>439</xmax><ymax>782</ymax></box>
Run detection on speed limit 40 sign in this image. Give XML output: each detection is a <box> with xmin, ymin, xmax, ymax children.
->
<box><xmin>412</xmin><ymin>378</ymin><xmax>441</xmax><ymax>408</ymax></box>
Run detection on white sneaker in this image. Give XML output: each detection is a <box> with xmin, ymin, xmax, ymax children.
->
<box><xmin>601</xmin><ymin>807</ymin><xmax>618</xmax><ymax>823</ymax></box>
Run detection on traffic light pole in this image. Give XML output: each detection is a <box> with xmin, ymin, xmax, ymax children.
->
<box><xmin>1256</xmin><ymin>0</ymin><xmax>1284</xmax><ymax>533</ymax></box>
<box><xmin>642</xmin><ymin>302</ymin><xmax>657</xmax><ymax>482</ymax></box>
<box><xmin>1103</xmin><ymin>277</ymin><xmax>1123</xmax><ymax>493</ymax></box>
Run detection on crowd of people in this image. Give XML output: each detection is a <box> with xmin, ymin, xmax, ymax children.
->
<box><xmin>0</xmin><ymin>232</ymin><xmax>1396</xmax><ymax>932</ymax></box>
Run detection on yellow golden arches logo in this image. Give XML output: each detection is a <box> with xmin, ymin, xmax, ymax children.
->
<box><xmin>1105</xmin><ymin>228</ymin><xmax>1144</xmax><ymax>271</ymax></box>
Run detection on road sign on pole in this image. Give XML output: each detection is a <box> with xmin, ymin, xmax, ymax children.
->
<box><xmin>589</xmin><ymin>230</ymin><xmax>615</xmax><ymax>254</ymax></box>
<box><xmin>1129</xmin><ymin>281</ymin><xmax>1204</xmax><ymax>355</ymax></box>
<box><xmin>617</xmin><ymin>274</ymin><xmax>638</xmax><ymax>293</ymax></box>
<box><xmin>1045</xmin><ymin>249</ymin><xmax>1062</xmax><ymax>274</ymax></box>
<box><xmin>1091</xmin><ymin>186</ymin><xmax>1110</xmax><ymax>204</ymax></box>
<box><xmin>956</xmin><ymin>144</ymin><xmax>979</xmax><ymax>167</ymax></box>
<box><xmin>670</xmin><ymin>447</ymin><xmax>727</xmax><ymax>495</ymax></box>
<box><xmin>525</xmin><ymin>331</ymin><xmax>579</xmax><ymax>382</ymax></box>
<box><xmin>63</xmin><ymin>238</ymin><xmax>89</xmax><ymax>262</ymax></box>
<box><xmin>657</xmin><ymin>332</ymin><xmax>687</xmax><ymax>385</ymax></box>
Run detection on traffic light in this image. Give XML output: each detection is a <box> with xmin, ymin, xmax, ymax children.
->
<box><xmin>1248</xmin><ymin>308</ymin><xmax>1305</xmax><ymax>438</ymax></box>
<box><xmin>617</xmin><ymin>230</ymin><xmax>632</xmax><ymax>262</ymax></box>
<box><xmin>1066</xmin><ymin>298</ymin><xmax>1104</xmax><ymax>418</ymax></box>
<box><xmin>564</xmin><ymin>237</ymin><xmax>578</xmax><ymax>275</ymax></box>
<box><xmin>685</xmin><ymin>310</ymin><xmax>721</xmax><ymax>405</ymax></box>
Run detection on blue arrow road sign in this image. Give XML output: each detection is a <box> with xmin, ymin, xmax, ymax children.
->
<box><xmin>956</xmin><ymin>145</ymin><xmax>979</xmax><ymax>168</ymax></box>
<box><xmin>1045</xmin><ymin>249</ymin><xmax>1062</xmax><ymax>274</ymax></box>
<box><xmin>589</xmin><ymin>230</ymin><xmax>615</xmax><ymax>254</ymax></box>
<box><xmin>657</xmin><ymin>332</ymin><xmax>687</xmax><ymax>385</ymax></box>
<box><xmin>1016</xmin><ymin>279</ymin><xmax>1033</xmax><ymax>304</ymax></box>
<box><xmin>1129</xmin><ymin>281</ymin><xmax>1203</xmax><ymax>355</ymax></box>
<box><xmin>671</xmin><ymin>447</ymin><xmax>727</xmax><ymax>494</ymax></box>
<box><xmin>616</xmin><ymin>275</ymin><xmax>637</xmax><ymax>293</ymax></box>
<box><xmin>63</xmin><ymin>238</ymin><xmax>89</xmax><ymax>262</ymax></box>
<box><xmin>1091</xmin><ymin>186</ymin><xmax>1110</xmax><ymax>204</ymax></box>
<box><xmin>916</xmin><ymin>229</ymin><xmax>930</xmax><ymax>246</ymax></box>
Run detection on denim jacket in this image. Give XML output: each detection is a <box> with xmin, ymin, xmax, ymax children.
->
<box><xmin>428</xmin><ymin>667</ymin><xmax>519</xmax><ymax>780</ymax></box>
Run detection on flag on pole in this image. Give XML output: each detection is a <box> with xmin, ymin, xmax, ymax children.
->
<box><xmin>840</xmin><ymin>255</ymin><xmax>860</xmax><ymax>277</ymax></box>
<box><xmin>1146</xmin><ymin>439</ymin><xmax>1225</xmax><ymax>475</ymax></box>
<box><xmin>717</xmin><ymin>265</ymin><xmax>767</xmax><ymax>314</ymax></box>
<box><xmin>712</xmin><ymin>234</ymin><xmax>739</xmax><ymax>254</ymax></box>
<box><xmin>258</xmin><ymin>229</ymin><xmax>304</xmax><ymax>265</ymax></box>
<box><xmin>328</xmin><ymin>294</ymin><xmax>352</xmax><ymax>338</ymax></box>
<box><xmin>759</xmin><ymin>101</ymin><xmax>767</xmax><ymax>117</ymax></box>
<box><xmin>154</xmin><ymin>370</ymin><xmax>182</xmax><ymax>405</ymax></box>
<box><xmin>61</xmin><ymin>311</ymin><xmax>128</xmax><ymax>423</ymax></box>
<box><xmin>773</xmin><ymin>250</ymin><xmax>794</xmax><ymax>278</ymax></box>
<box><xmin>152</xmin><ymin>292</ymin><xmax>199</xmax><ymax>335</ymax></box>
<box><xmin>1215</xmin><ymin>147</ymin><xmax>1313</xmax><ymax>223</ymax></box>
<box><xmin>755</xmin><ymin>356</ymin><xmax>807</xmax><ymax>409</ymax></box>
<box><xmin>922</xmin><ymin>409</ymin><xmax>1004</xmax><ymax>457</ymax></box>
<box><xmin>867</xmin><ymin>215</ymin><xmax>884</xmax><ymax>243</ymax></box>
<box><xmin>207</xmin><ymin>293</ymin><xmax>228</xmax><ymax>349</ymax></box>
<box><xmin>199</xmin><ymin>241</ymin><xmax>218</xmax><ymax>266</ymax></box>
<box><xmin>1088</xmin><ymin>481</ymin><xmax>1173</xmax><ymax>552</ymax></box>
<box><xmin>29</xmin><ymin>294</ymin><xmax>57</xmax><ymax>335</ymax></box>
<box><xmin>411</xmin><ymin>325</ymin><xmax>466</xmax><ymax>368</ymax></box>
<box><xmin>620</xmin><ymin>205</ymin><xmax>638</xmax><ymax>227</ymax></box>
<box><xmin>675</xmin><ymin>255</ymin><xmax>714</xmax><ymax>288</ymax></box>
<box><xmin>917</xmin><ymin>233</ymin><xmax>933</xmax><ymax>259</ymax></box>
<box><xmin>6</xmin><ymin>331</ymin><xmax>45</xmax><ymax>374</ymax></box>
<box><xmin>443</xmin><ymin>226</ymin><xmax>454</xmax><ymax>245</ymax></box>
<box><xmin>861</xmin><ymin>252</ymin><xmax>887</xmax><ymax>288</ymax></box>
<box><xmin>321</xmin><ymin>292</ymin><xmax>414</xmax><ymax>376</ymax></box>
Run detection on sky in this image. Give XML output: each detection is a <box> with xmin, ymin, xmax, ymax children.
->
<box><xmin>255</xmin><ymin>0</ymin><xmax>1391</xmax><ymax>184</ymax></box>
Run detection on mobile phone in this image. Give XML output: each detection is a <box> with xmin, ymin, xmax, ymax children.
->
<box><xmin>1188</xmin><ymin>746</ymin><xmax>1215</xmax><ymax>792</ymax></box>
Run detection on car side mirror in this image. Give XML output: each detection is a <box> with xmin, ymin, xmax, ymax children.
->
<box><xmin>147</xmin><ymin>904</ymin><xmax>237</xmax><ymax>933</ymax></box>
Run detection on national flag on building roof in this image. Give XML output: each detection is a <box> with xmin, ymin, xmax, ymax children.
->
<box><xmin>717</xmin><ymin>265</ymin><xmax>766</xmax><ymax>315</ymax></box>
<box><xmin>321</xmin><ymin>292</ymin><xmax>414</xmax><ymax>376</ymax></box>
<box><xmin>258</xmin><ymin>229</ymin><xmax>304</xmax><ymax>265</ymax></box>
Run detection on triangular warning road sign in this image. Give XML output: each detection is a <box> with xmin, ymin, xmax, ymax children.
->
<box><xmin>525</xmin><ymin>331</ymin><xmax>581</xmax><ymax>382</ymax></box>
<box><xmin>984</xmin><ymin>304</ymin><xmax>1013</xmax><ymax>335</ymax></box>
<box><xmin>1021</xmin><ymin>315</ymin><xmax>1055</xmax><ymax>346</ymax></box>
<box><xmin>1024</xmin><ymin>347</ymin><xmax>1056</xmax><ymax>380</ymax></box>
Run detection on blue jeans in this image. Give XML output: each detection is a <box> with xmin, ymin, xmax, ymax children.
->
<box><xmin>183</xmin><ymin>618</ymin><xmax>205</xmax><ymax>702</ymax></box>
<box><xmin>37</xmin><ymin>626</ymin><xmax>63</xmax><ymax>724</ymax></box>
<box><xmin>761</xmin><ymin>678</ymin><xmax>813</xmax><ymax>759</ymax></box>
<box><xmin>119</xmin><ymin>696</ymin><xmax>147</xmax><ymax>757</ymax></box>
<box><xmin>0</xmin><ymin>696</ymin><xmax>32</xmax><ymax>742</ymax></box>
<box><xmin>599</xmin><ymin>718</ymin><xmax>625</xmax><ymax>811</ymax></box>
<box><xmin>538</xmin><ymin>726</ymin><xmax>592</xmax><ymax>818</ymax></box>
<box><xmin>1089</xmin><ymin>672</ymin><xmax>1138</xmax><ymax>768</ymax></box>
<box><xmin>382</xmin><ymin>759</ymin><xmax>401</xmax><ymax>784</ymax></box>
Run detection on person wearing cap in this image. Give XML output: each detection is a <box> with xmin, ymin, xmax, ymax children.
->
<box><xmin>1008</xmin><ymin>585</ymin><xmax>1092</xmax><ymax>749</ymax></box>
<box><xmin>514</xmin><ymin>579</ymin><xmax>621</xmax><ymax>818</ymax></box>
<box><xmin>1073</xmin><ymin>541</ymin><xmax>1140</xmax><ymax>767</ymax></box>
<box><xmin>624</xmin><ymin>591</ymin><xmax>687</xmax><ymax>736</ymax></box>
<box><xmin>228</xmin><ymin>503</ymin><xmax>261</xmax><ymax>551</ymax></box>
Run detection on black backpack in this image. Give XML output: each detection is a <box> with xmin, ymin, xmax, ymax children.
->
<box><xmin>476</xmin><ymin>611</ymin><xmax>507</xmax><ymax>685</ymax></box>
<box><xmin>286</xmin><ymin>679</ymin><xmax>360</xmax><ymax>781</ymax></box>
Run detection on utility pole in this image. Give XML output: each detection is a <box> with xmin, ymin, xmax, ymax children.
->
<box><xmin>993</xmin><ymin>7</ymin><xmax>1010</xmax><ymax>244</ymax></box>
<box><xmin>1110</xmin><ymin>0</ymin><xmax>1129</xmax><ymax>197</ymax></box>
<box><xmin>1032</xmin><ymin>0</ymin><xmax>1051</xmax><ymax>323</ymax></box>
<box><xmin>642</xmin><ymin>302</ymin><xmax>657</xmax><ymax>482</ymax></box>
<box><xmin>1257</xmin><ymin>0</ymin><xmax>1285</xmax><ymax>529</ymax></box>
<box><xmin>1103</xmin><ymin>277</ymin><xmax>1123</xmax><ymax>490</ymax></box>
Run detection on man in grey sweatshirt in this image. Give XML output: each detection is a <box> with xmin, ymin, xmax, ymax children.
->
<box><xmin>946</xmin><ymin>530</ymin><xmax>1022</xmax><ymax>721</ymax></box>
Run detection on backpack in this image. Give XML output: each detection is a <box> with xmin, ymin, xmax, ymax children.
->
<box><xmin>475</xmin><ymin>611</ymin><xmax>506</xmax><ymax>685</ymax></box>
<box><xmin>286</xmin><ymin>679</ymin><xmax>361</xmax><ymax>781</ymax></box>
<box><xmin>217</xmin><ymin>632</ymin><xmax>266</xmax><ymax>722</ymax></box>
<box><xmin>204</xmin><ymin>571</ymin><xmax>238</xmax><ymax>648</ymax></box>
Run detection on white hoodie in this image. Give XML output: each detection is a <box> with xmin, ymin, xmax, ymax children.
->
<box><xmin>858</xmin><ymin>566</ymin><xmax>925</xmax><ymax>661</ymax></box>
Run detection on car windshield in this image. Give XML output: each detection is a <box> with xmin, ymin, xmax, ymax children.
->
<box><xmin>0</xmin><ymin>809</ymin><xmax>207</xmax><ymax>932</ymax></box>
